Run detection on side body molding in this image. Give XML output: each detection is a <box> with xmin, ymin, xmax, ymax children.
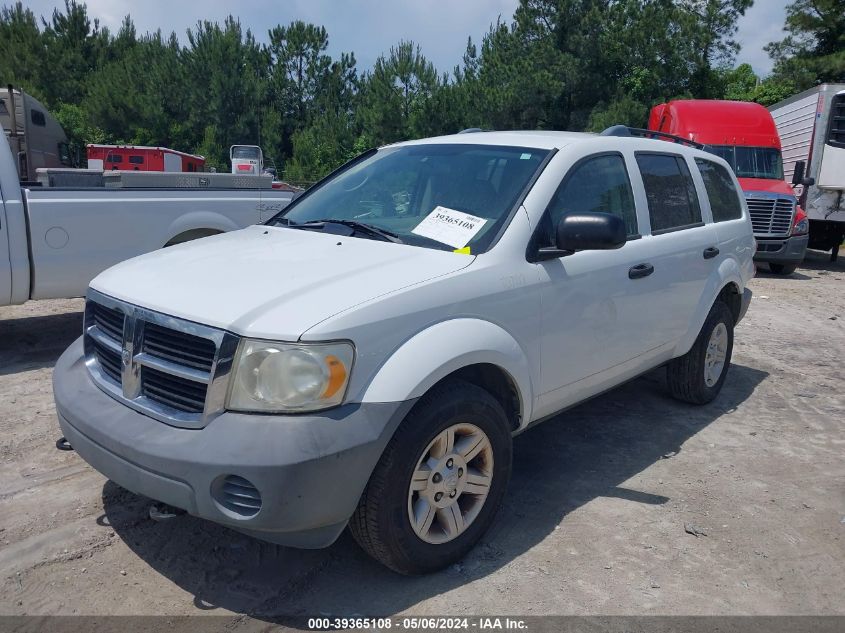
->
<box><xmin>360</xmin><ymin>318</ymin><xmax>535</xmax><ymax>429</ymax></box>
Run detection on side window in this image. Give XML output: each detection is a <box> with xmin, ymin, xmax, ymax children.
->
<box><xmin>636</xmin><ymin>153</ymin><xmax>702</xmax><ymax>233</ymax></box>
<box><xmin>542</xmin><ymin>154</ymin><xmax>637</xmax><ymax>244</ymax></box>
<box><xmin>695</xmin><ymin>158</ymin><xmax>743</xmax><ymax>222</ymax></box>
<box><xmin>827</xmin><ymin>94</ymin><xmax>845</xmax><ymax>149</ymax></box>
<box><xmin>30</xmin><ymin>109</ymin><xmax>46</xmax><ymax>126</ymax></box>
<box><xmin>129</xmin><ymin>156</ymin><xmax>144</xmax><ymax>164</ymax></box>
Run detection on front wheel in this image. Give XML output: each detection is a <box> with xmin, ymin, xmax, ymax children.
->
<box><xmin>667</xmin><ymin>301</ymin><xmax>734</xmax><ymax>404</ymax></box>
<box><xmin>349</xmin><ymin>380</ymin><xmax>512</xmax><ymax>575</ymax></box>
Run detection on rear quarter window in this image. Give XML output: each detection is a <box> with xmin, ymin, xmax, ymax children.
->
<box><xmin>636</xmin><ymin>153</ymin><xmax>702</xmax><ymax>234</ymax></box>
<box><xmin>695</xmin><ymin>158</ymin><xmax>743</xmax><ymax>222</ymax></box>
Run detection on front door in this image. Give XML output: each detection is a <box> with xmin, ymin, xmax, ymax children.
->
<box><xmin>533</xmin><ymin>152</ymin><xmax>673</xmax><ymax>416</ymax></box>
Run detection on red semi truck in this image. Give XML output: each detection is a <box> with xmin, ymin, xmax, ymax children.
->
<box><xmin>649</xmin><ymin>100</ymin><xmax>809</xmax><ymax>274</ymax></box>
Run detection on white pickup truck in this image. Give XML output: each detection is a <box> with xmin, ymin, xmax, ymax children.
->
<box><xmin>0</xmin><ymin>137</ymin><xmax>293</xmax><ymax>307</ymax></box>
<box><xmin>54</xmin><ymin>128</ymin><xmax>754</xmax><ymax>574</ymax></box>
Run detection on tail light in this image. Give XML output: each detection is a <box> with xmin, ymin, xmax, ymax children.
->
<box><xmin>791</xmin><ymin>207</ymin><xmax>809</xmax><ymax>236</ymax></box>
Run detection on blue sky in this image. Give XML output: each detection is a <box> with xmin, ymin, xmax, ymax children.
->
<box><xmin>25</xmin><ymin>0</ymin><xmax>789</xmax><ymax>77</ymax></box>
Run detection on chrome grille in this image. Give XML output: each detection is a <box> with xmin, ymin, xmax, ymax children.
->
<box><xmin>91</xmin><ymin>303</ymin><xmax>124</xmax><ymax>341</ymax></box>
<box><xmin>92</xmin><ymin>339</ymin><xmax>122</xmax><ymax>384</ymax></box>
<box><xmin>143</xmin><ymin>322</ymin><xmax>216</xmax><ymax>372</ymax></box>
<box><xmin>745</xmin><ymin>194</ymin><xmax>795</xmax><ymax>237</ymax></box>
<box><xmin>141</xmin><ymin>366</ymin><xmax>208</xmax><ymax>413</ymax></box>
<box><xmin>83</xmin><ymin>289</ymin><xmax>239</xmax><ymax>429</ymax></box>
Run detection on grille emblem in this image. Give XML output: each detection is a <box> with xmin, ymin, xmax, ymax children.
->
<box><xmin>121</xmin><ymin>349</ymin><xmax>131</xmax><ymax>366</ymax></box>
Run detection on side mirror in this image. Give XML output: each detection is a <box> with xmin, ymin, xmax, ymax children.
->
<box><xmin>533</xmin><ymin>212</ymin><xmax>627</xmax><ymax>261</ymax></box>
<box><xmin>792</xmin><ymin>160</ymin><xmax>814</xmax><ymax>187</ymax></box>
<box><xmin>556</xmin><ymin>213</ymin><xmax>627</xmax><ymax>252</ymax></box>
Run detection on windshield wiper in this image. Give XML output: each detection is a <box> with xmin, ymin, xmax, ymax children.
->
<box><xmin>295</xmin><ymin>219</ymin><xmax>404</xmax><ymax>244</ymax></box>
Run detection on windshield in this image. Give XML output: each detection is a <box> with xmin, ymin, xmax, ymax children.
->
<box><xmin>704</xmin><ymin>145</ymin><xmax>784</xmax><ymax>180</ymax></box>
<box><xmin>268</xmin><ymin>144</ymin><xmax>550</xmax><ymax>253</ymax></box>
<box><xmin>231</xmin><ymin>146</ymin><xmax>261</xmax><ymax>160</ymax></box>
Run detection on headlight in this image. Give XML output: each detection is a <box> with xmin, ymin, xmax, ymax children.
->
<box><xmin>227</xmin><ymin>340</ymin><xmax>354</xmax><ymax>413</ymax></box>
<box><xmin>791</xmin><ymin>217</ymin><xmax>809</xmax><ymax>236</ymax></box>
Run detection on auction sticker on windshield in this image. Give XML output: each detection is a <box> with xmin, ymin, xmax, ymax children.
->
<box><xmin>412</xmin><ymin>206</ymin><xmax>488</xmax><ymax>249</ymax></box>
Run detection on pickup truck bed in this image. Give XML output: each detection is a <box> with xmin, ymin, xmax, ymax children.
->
<box><xmin>0</xmin><ymin>139</ymin><xmax>292</xmax><ymax>306</ymax></box>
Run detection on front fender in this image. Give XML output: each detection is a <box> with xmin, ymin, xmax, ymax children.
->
<box><xmin>674</xmin><ymin>257</ymin><xmax>744</xmax><ymax>357</ymax></box>
<box><xmin>360</xmin><ymin>318</ymin><xmax>535</xmax><ymax>427</ymax></box>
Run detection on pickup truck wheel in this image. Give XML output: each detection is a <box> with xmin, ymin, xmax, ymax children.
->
<box><xmin>349</xmin><ymin>380</ymin><xmax>512</xmax><ymax>575</ymax></box>
<box><xmin>768</xmin><ymin>263</ymin><xmax>796</xmax><ymax>275</ymax></box>
<box><xmin>667</xmin><ymin>301</ymin><xmax>734</xmax><ymax>405</ymax></box>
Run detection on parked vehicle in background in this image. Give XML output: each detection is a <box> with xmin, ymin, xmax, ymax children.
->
<box><xmin>649</xmin><ymin>99</ymin><xmax>807</xmax><ymax>274</ymax></box>
<box><xmin>0</xmin><ymin>130</ymin><xmax>294</xmax><ymax>308</ymax></box>
<box><xmin>1</xmin><ymin>85</ymin><xmax>74</xmax><ymax>182</ymax></box>
<box><xmin>55</xmin><ymin>128</ymin><xmax>753</xmax><ymax>574</ymax></box>
<box><xmin>230</xmin><ymin>144</ymin><xmax>263</xmax><ymax>175</ymax></box>
<box><xmin>769</xmin><ymin>84</ymin><xmax>845</xmax><ymax>262</ymax></box>
<box><xmin>87</xmin><ymin>144</ymin><xmax>206</xmax><ymax>172</ymax></box>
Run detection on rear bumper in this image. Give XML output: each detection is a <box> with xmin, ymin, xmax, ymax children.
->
<box><xmin>753</xmin><ymin>234</ymin><xmax>808</xmax><ymax>265</ymax></box>
<box><xmin>54</xmin><ymin>337</ymin><xmax>414</xmax><ymax>548</ymax></box>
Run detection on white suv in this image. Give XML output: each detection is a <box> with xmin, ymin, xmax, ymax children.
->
<box><xmin>54</xmin><ymin>128</ymin><xmax>754</xmax><ymax>574</ymax></box>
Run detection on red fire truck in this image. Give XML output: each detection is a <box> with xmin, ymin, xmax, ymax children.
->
<box><xmin>87</xmin><ymin>144</ymin><xmax>205</xmax><ymax>173</ymax></box>
<box><xmin>649</xmin><ymin>100</ymin><xmax>809</xmax><ymax>274</ymax></box>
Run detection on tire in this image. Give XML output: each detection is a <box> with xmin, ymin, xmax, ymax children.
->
<box><xmin>667</xmin><ymin>301</ymin><xmax>734</xmax><ymax>405</ymax></box>
<box><xmin>349</xmin><ymin>380</ymin><xmax>512</xmax><ymax>575</ymax></box>
<box><xmin>768</xmin><ymin>263</ymin><xmax>797</xmax><ymax>275</ymax></box>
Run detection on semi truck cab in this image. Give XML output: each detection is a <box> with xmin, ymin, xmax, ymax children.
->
<box><xmin>649</xmin><ymin>100</ymin><xmax>808</xmax><ymax>274</ymax></box>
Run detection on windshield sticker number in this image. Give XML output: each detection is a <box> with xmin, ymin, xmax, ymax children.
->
<box><xmin>412</xmin><ymin>206</ymin><xmax>488</xmax><ymax>249</ymax></box>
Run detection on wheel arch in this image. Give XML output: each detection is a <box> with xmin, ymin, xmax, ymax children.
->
<box><xmin>162</xmin><ymin>211</ymin><xmax>242</xmax><ymax>247</ymax></box>
<box><xmin>360</xmin><ymin>318</ymin><xmax>534</xmax><ymax>430</ymax></box>
<box><xmin>673</xmin><ymin>260</ymin><xmax>744</xmax><ymax>358</ymax></box>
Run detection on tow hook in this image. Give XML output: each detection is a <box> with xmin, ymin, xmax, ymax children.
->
<box><xmin>55</xmin><ymin>437</ymin><xmax>73</xmax><ymax>451</ymax></box>
<box><xmin>149</xmin><ymin>503</ymin><xmax>186</xmax><ymax>522</ymax></box>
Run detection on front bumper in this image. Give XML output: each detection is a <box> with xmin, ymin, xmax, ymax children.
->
<box><xmin>54</xmin><ymin>337</ymin><xmax>414</xmax><ymax>548</ymax></box>
<box><xmin>753</xmin><ymin>233</ymin><xmax>809</xmax><ymax>265</ymax></box>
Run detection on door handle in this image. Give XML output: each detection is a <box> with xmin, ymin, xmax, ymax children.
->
<box><xmin>628</xmin><ymin>263</ymin><xmax>654</xmax><ymax>279</ymax></box>
<box><xmin>703</xmin><ymin>246</ymin><xmax>720</xmax><ymax>259</ymax></box>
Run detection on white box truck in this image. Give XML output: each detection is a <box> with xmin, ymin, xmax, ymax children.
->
<box><xmin>770</xmin><ymin>84</ymin><xmax>845</xmax><ymax>261</ymax></box>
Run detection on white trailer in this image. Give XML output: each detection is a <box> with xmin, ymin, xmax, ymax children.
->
<box><xmin>769</xmin><ymin>84</ymin><xmax>845</xmax><ymax>261</ymax></box>
<box><xmin>0</xmin><ymin>136</ymin><xmax>294</xmax><ymax>307</ymax></box>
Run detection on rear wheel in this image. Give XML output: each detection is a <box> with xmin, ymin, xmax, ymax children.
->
<box><xmin>769</xmin><ymin>263</ymin><xmax>796</xmax><ymax>275</ymax></box>
<box><xmin>667</xmin><ymin>301</ymin><xmax>734</xmax><ymax>404</ymax></box>
<box><xmin>349</xmin><ymin>380</ymin><xmax>512</xmax><ymax>575</ymax></box>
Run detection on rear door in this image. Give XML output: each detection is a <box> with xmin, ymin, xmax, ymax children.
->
<box><xmin>694</xmin><ymin>156</ymin><xmax>750</xmax><ymax>268</ymax></box>
<box><xmin>632</xmin><ymin>151</ymin><xmax>719</xmax><ymax>344</ymax></box>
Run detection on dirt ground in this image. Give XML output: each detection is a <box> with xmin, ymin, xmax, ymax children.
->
<box><xmin>0</xmin><ymin>253</ymin><xmax>843</xmax><ymax>623</ymax></box>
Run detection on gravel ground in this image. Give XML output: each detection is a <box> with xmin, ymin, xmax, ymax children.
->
<box><xmin>0</xmin><ymin>253</ymin><xmax>843</xmax><ymax>622</ymax></box>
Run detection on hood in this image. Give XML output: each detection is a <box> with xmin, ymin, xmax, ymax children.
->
<box><xmin>739</xmin><ymin>177</ymin><xmax>796</xmax><ymax>197</ymax></box>
<box><xmin>91</xmin><ymin>225</ymin><xmax>473</xmax><ymax>340</ymax></box>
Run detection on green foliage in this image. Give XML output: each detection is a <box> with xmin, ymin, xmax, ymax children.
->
<box><xmin>1</xmin><ymin>0</ymin><xmax>839</xmax><ymax>183</ymax></box>
<box><xmin>766</xmin><ymin>0</ymin><xmax>845</xmax><ymax>88</ymax></box>
<box><xmin>52</xmin><ymin>101</ymin><xmax>107</xmax><ymax>164</ymax></box>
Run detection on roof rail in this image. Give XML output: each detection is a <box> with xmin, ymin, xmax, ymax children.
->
<box><xmin>600</xmin><ymin>125</ymin><xmax>704</xmax><ymax>150</ymax></box>
<box><xmin>458</xmin><ymin>127</ymin><xmax>485</xmax><ymax>134</ymax></box>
